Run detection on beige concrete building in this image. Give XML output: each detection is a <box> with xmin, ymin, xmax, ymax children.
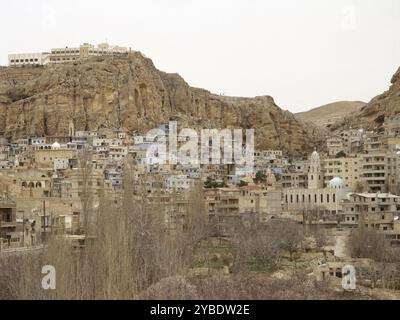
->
<box><xmin>326</xmin><ymin>130</ymin><xmax>364</xmax><ymax>157</ymax></box>
<box><xmin>8</xmin><ymin>52</ymin><xmax>50</xmax><ymax>66</ymax></box>
<box><xmin>49</xmin><ymin>43</ymin><xmax>128</xmax><ymax>64</ymax></box>
<box><xmin>282</xmin><ymin>160</ymin><xmax>309</xmax><ymax>189</ymax></box>
<box><xmin>34</xmin><ymin>143</ymin><xmax>76</xmax><ymax>169</ymax></box>
<box><xmin>323</xmin><ymin>157</ymin><xmax>360</xmax><ymax>190</ymax></box>
<box><xmin>340</xmin><ymin>193</ymin><xmax>400</xmax><ymax>235</ymax></box>
<box><xmin>0</xmin><ymin>195</ymin><xmax>17</xmax><ymax>239</ymax></box>
<box><xmin>360</xmin><ymin>152</ymin><xmax>388</xmax><ymax>193</ymax></box>
<box><xmin>326</xmin><ymin>136</ymin><xmax>344</xmax><ymax>157</ymax></box>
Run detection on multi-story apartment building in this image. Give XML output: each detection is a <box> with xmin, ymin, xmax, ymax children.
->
<box><xmin>363</xmin><ymin>133</ymin><xmax>385</xmax><ymax>153</ymax></box>
<box><xmin>387</xmin><ymin>151</ymin><xmax>400</xmax><ymax>194</ymax></box>
<box><xmin>0</xmin><ymin>195</ymin><xmax>17</xmax><ymax>239</ymax></box>
<box><xmin>210</xmin><ymin>186</ymin><xmax>282</xmax><ymax>236</ymax></box>
<box><xmin>326</xmin><ymin>130</ymin><xmax>364</xmax><ymax>157</ymax></box>
<box><xmin>360</xmin><ymin>152</ymin><xmax>388</xmax><ymax>193</ymax></box>
<box><xmin>326</xmin><ymin>136</ymin><xmax>344</xmax><ymax>157</ymax></box>
<box><xmin>281</xmin><ymin>160</ymin><xmax>309</xmax><ymax>188</ymax></box>
<box><xmin>323</xmin><ymin>157</ymin><xmax>360</xmax><ymax>190</ymax></box>
<box><xmin>254</xmin><ymin>150</ymin><xmax>283</xmax><ymax>168</ymax></box>
<box><xmin>340</xmin><ymin>193</ymin><xmax>400</xmax><ymax>234</ymax></box>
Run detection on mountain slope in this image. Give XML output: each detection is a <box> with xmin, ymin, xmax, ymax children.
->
<box><xmin>330</xmin><ymin>67</ymin><xmax>400</xmax><ymax>131</ymax></box>
<box><xmin>295</xmin><ymin>101</ymin><xmax>366</xmax><ymax>128</ymax></box>
<box><xmin>0</xmin><ymin>52</ymin><xmax>311</xmax><ymax>154</ymax></box>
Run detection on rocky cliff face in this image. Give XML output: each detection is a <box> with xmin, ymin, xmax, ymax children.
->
<box><xmin>0</xmin><ymin>52</ymin><xmax>310</xmax><ymax>154</ymax></box>
<box><xmin>330</xmin><ymin>67</ymin><xmax>400</xmax><ymax>131</ymax></box>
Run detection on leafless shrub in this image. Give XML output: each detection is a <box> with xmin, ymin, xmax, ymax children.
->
<box><xmin>234</xmin><ymin>223</ymin><xmax>282</xmax><ymax>273</ymax></box>
<box><xmin>192</xmin><ymin>272</ymin><xmax>337</xmax><ymax>300</ymax></box>
<box><xmin>349</xmin><ymin>228</ymin><xmax>390</xmax><ymax>262</ymax></box>
<box><xmin>139</xmin><ymin>276</ymin><xmax>199</xmax><ymax>300</ymax></box>
<box><xmin>276</xmin><ymin>221</ymin><xmax>305</xmax><ymax>262</ymax></box>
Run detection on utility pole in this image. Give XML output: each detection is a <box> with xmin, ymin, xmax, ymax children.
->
<box><xmin>43</xmin><ymin>200</ymin><xmax>46</xmax><ymax>243</ymax></box>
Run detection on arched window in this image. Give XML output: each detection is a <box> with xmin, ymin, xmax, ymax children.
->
<box><xmin>28</xmin><ymin>182</ymin><xmax>35</xmax><ymax>188</ymax></box>
<box><xmin>36</xmin><ymin>182</ymin><xmax>42</xmax><ymax>188</ymax></box>
<box><xmin>22</xmin><ymin>181</ymin><xmax>27</xmax><ymax>188</ymax></box>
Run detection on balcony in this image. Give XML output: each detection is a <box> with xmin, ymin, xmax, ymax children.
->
<box><xmin>0</xmin><ymin>221</ymin><xmax>17</xmax><ymax>228</ymax></box>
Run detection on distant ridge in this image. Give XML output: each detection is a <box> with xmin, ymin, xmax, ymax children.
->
<box><xmin>295</xmin><ymin>101</ymin><xmax>366</xmax><ymax>128</ymax></box>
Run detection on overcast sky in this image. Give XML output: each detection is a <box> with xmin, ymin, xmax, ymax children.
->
<box><xmin>1</xmin><ymin>0</ymin><xmax>399</xmax><ymax>112</ymax></box>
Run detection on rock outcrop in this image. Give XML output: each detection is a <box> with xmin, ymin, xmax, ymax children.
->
<box><xmin>330</xmin><ymin>67</ymin><xmax>400</xmax><ymax>131</ymax></box>
<box><xmin>0</xmin><ymin>52</ymin><xmax>311</xmax><ymax>154</ymax></box>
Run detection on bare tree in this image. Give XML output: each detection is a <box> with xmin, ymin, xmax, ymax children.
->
<box><xmin>77</xmin><ymin>147</ymin><xmax>93</xmax><ymax>237</ymax></box>
<box><xmin>235</xmin><ymin>223</ymin><xmax>283</xmax><ymax>272</ymax></box>
<box><xmin>277</xmin><ymin>221</ymin><xmax>305</xmax><ymax>262</ymax></box>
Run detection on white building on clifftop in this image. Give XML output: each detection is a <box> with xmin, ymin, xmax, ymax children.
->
<box><xmin>8</xmin><ymin>43</ymin><xmax>129</xmax><ymax>66</ymax></box>
<box><xmin>8</xmin><ymin>52</ymin><xmax>50</xmax><ymax>66</ymax></box>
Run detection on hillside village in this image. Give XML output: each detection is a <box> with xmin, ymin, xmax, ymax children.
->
<box><xmin>2</xmin><ymin>112</ymin><xmax>400</xmax><ymax>293</ymax></box>
<box><xmin>2</xmin><ymin>44</ymin><xmax>400</xmax><ymax>300</ymax></box>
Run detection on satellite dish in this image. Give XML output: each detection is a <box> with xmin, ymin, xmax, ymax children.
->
<box><xmin>394</xmin><ymin>216</ymin><xmax>399</xmax><ymax>221</ymax></box>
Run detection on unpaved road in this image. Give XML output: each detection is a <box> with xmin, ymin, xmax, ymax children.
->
<box><xmin>334</xmin><ymin>231</ymin><xmax>350</xmax><ymax>260</ymax></box>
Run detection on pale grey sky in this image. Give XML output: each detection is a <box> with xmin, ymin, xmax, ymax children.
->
<box><xmin>1</xmin><ymin>0</ymin><xmax>399</xmax><ymax>112</ymax></box>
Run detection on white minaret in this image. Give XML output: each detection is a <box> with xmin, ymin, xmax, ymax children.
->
<box><xmin>308</xmin><ymin>148</ymin><xmax>324</xmax><ymax>189</ymax></box>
